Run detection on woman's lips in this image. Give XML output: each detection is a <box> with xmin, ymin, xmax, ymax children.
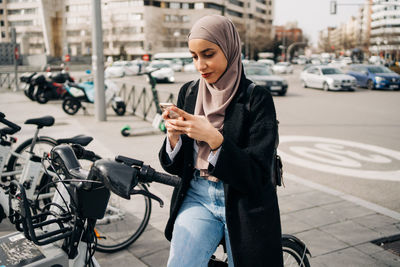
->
<box><xmin>201</xmin><ymin>73</ymin><xmax>211</xmax><ymax>78</ymax></box>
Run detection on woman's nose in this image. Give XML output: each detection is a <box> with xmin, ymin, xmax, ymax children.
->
<box><xmin>197</xmin><ymin>58</ymin><xmax>207</xmax><ymax>71</ymax></box>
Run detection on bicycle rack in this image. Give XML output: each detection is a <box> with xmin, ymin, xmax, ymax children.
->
<box><xmin>118</xmin><ymin>83</ymin><xmax>175</xmax><ymax>122</ymax></box>
<box><xmin>8</xmin><ymin>180</ymin><xmax>74</xmax><ymax>246</ymax></box>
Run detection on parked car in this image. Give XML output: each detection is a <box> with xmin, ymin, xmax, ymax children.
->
<box><xmin>300</xmin><ymin>65</ymin><xmax>356</xmax><ymax>91</ymax></box>
<box><xmin>146</xmin><ymin>62</ymin><xmax>175</xmax><ymax>83</ymax></box>
<box><xmin>272</xmin><ymin>62</ymin><xmax>293</xmax><ymax>74</ymax></box>
<box><xmin>257</xmin><ymin>59</ymin><xmax>275</xmax><ymax>68</ymax></box>
<box><xmin>105</xmin><ymin>61</ymin><xmax>140</xmax><ymax>78</ymax></box>
<box><xmin>347</xmin><ymin>65</ymin><xmax>400</xmax><ymax>90</ymax></box>
<box><xmin>244</xmin><ymin>65</ymin><xmax>288</xmax><ymax>96</ymax></box>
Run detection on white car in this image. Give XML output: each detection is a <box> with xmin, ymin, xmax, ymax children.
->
<box><xmin>257</xmin><ymin>59</ymin><xmax>275</xmax><ymax>68</ymax></box>
<box><xmin>146</xmin><ymin>62</ymin><xmax>175</xmax><ymax>83</ymax></box>
<box><xmin>272</xmin><ymin>62</ymin><xmax>293</xmax><ymax>74</ymax></box>
<box><xmin>105</xmin><ymin>61</ymin><xmax>140</xmax><ymax>78</ymax></box>
<box><xmin>300</xmin><ymin>65</ymin><xmax>357</xmax><ymax>91</ymax></box>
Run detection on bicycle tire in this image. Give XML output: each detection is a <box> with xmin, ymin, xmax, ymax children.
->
<box><xmin>282</xmin><ymin>238</ymin><xmax>310</xmax><ymax>267</ymax></box>
<box><xmin>95</xmin><ymin>183</ymin><xmax>152</xmax><ymax>253</ymax></box>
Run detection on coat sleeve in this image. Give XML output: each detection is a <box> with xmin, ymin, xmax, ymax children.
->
<box><xmin>209</xmin><ymin>86</ymin><xmax>278</xmax><ymax>194</ymax></box>
<box><xmin>158</xmin><ymin>81</ymin><xmax>192</xmax><ymax>176</ymax></box>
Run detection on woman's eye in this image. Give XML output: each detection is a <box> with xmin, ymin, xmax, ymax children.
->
<box><xmin>204</xmin><ymin>53</ymin><xmax>214</xmax><ymax>58</ymax></box>
<box><xmin>192</xmin><ymin>55</ymin><xmax>198</xmax><ymax>60</ymax></box>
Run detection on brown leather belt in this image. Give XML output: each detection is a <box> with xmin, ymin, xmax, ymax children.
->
<box><xmin>199</xmin><ymin>169</ymin><xmax>219</xmax><ymax>182</ymax></box>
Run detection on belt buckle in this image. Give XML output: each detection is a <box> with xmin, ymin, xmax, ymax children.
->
<box><xmin>199</xmin><ymin>170</ymin><xmax>219</xmax><ymax>182</ymax></box>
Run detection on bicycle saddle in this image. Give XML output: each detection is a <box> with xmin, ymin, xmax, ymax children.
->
<box><xmin>24</xmin><ymin>116</ymin><xmax>55</xmax><ymax>128</ymax></box>
<box><xmin>57</xmin><ymin>135</ymin><xmax>93</xmax><ymax>146</ymax></box>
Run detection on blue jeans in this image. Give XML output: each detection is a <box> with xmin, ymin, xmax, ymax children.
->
<box><xmin>167</xmin><ymin>171</ymin><xmax>234</xmax><ymax>267</ymax></box>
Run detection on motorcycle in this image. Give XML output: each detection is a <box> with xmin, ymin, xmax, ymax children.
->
<box><xmin>20</xmin><ymin>71</ymin><xmax>74</xmax><ymax>104</ymax></box>
<box><xmin>34</xmin><ymin>72</ymin><xmax>74</xmax><ymax>104</ymax></box>
<box><xmin>62</xmin><ymin>79</ymin><xmax>126</xmax><ymax>116</ymax></box>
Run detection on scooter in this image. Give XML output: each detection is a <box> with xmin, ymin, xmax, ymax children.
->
<box><xmin>62</xmin><ymin>79</ymin><xmax>126</xmax><ymax>116</ymax></box>
<box><xmin>120</xmin><ymin>70</ymin><xmax>166</xmax><ymax>137</ymax></box>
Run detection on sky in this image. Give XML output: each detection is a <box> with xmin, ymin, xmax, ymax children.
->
<box><xmin>274</xmin><ymin>0</ymin><xmax>365</xmax><ymax>46</ymax></box>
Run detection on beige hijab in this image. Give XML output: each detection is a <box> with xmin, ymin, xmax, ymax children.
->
<box><xmin>188</xmin><ymin>15</ymin><xmax>242</xmax><ymax>172</ymax></box>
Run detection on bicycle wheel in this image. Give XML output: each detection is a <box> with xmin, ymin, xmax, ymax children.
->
<box><xmin>6</xmin><ymin>136</ymin><xmax>58</xmax><ymax>205</ymax></box>
<box><xmin>95</xmin><ymin>183</ymin><xmax>152</xmax><ymax>253</ymax></box>
<box><xmin>282</xmin><ymin>238</ymin><xmax>310</xmax><ymax>267</ymax></box>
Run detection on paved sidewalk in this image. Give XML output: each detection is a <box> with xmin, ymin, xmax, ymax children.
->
<box><xmin>1</xmin><ymin>90</ymin><xmax>399</xmax><ymax>266</ymax></box>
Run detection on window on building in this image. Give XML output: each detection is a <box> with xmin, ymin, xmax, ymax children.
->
<box><xmin>170</xmin><ymin>2</ymin><xmax>180</xmax><ymax>9</ymax></box>
<box><xmin>229</xmin><ymin>0</ymin><xmax>244</xmax><ymax>7</ymax></box>
<box><xmin>0</xmin><ymin>10</ymin><xmax>2</xmax><ymax>15</ymax></box>
<box><xmin>182</xmin><ymin>3</ymin><xmax>189</xmax><ymax>9</ymax></box>
<box><xmin>1</xmin><ymin>32</ymin><xmax>5</xmax><ymax>38</ymax></box>
<box><xmin>256</xmin><ymin>7</ymin><xmax>266</xmax><ymax>14</ymax></box>
<box><xmin>205</xmin><ymin>3</ymin><xmax>224</xmax><ymax>12</ymax></box>
<box><xmin>227</xmin><ymin>9</ymin><xmax>242</xmax><ymax>17</ymax></box>
<box><xmin>0</xmin><ymin>20</ymin><xmax>4</xmax><ymax>27</ymax></box>
<box><xmin>195</xmin><ymin>3</ymin><xmax>204</xmax><ymax>9</ymax></box>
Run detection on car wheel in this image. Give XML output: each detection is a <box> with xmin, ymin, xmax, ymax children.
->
<box><xmin>323</xmin><ymin>82</ymin><xmax>329</xmax><ymax>91</ymax></box>
<box><xmin>367</xmin><ymin>79</ymin><xmax>374</xmax><ymax>90</ymax></box>
<box><xmin>301</xmin><ymin>80</ymin><xmax>307</xmax><ymax>88</ymax></box>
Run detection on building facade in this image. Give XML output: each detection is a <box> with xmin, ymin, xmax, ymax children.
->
<box><xmin>370</xmin><ymin>0</ymin><xmax>400</xmax><ymax>60</ymax></box>
<box><xmin>0</xmin><ymin>0</ymin><xmax>275</xmax><ymax>60</ymax></box>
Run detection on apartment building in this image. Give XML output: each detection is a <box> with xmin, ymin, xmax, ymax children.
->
<box><xmin>370</xmin><ymin>0</ymin><xmax>400</xmax><ymax>60</ymax></box>
<box><xmin>0</xmin><ymin>0</ymin><xmax>275</xmax><ymax>60</ymax></box>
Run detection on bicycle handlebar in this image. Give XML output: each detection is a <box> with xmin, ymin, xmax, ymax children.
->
<box><xmin>0</xmin><ymin>112</ymin><xmax>21</xmax><ymax>134</ymax></box>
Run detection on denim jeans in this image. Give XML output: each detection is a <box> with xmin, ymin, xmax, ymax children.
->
<box><xmin>167</xmin><ymin>171</ymin><xmax>234</xmax><ymax>267</ymax></box>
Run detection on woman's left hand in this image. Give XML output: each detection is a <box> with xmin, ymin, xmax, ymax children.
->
<box><xmin>167</xmin><ymin>106</ymin><xmax>223</xmax><ymax>150</ymax></box>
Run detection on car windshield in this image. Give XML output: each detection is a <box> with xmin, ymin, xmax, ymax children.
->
<box><xmin>245</xmin><ymin>67</ymin><xmax>272</xmax><ymax>76</ymax></box>
<box><xmin>277</xmin><ymin>62</ymin><xmax>289</xmax><ymax>66</ymax></box>
<box><xmin>367</xmin><ymin>66</ymin><xmax>393</xmax><ymax>74</ymax></box>
<box><xmin>321</xmin><ymin>68</ymin><xmax>343</xmax><ymax>75</ymax></box>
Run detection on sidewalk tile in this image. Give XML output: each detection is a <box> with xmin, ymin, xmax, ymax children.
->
<box><xmin>289</xmin><ymin>206</ymin><xmax>342</xmax><ymax>227</ymax></box>
<box><xmin>295</xmin><ymin>229</ymin><xmax>348</xmax><ymax>256</ymax></box>
<box><xmin>96</xmin><ymin>250</ymin><xmax>147</xmax><ymax>267</ymax></box>
<box><xmin>127</xmin><ymin>228</ymin><xmax>170</xmax><ymax>258</ymax></box>
<box><xmin>370</xmin><ymin>250</ymin><xmax>400</xmax><ymax>266</ymax></box>
<box><xmin>320</xmin><ymin>220</ymin><xmax>382</xmax><ymax>246</ymax></box>
<box><xmin>309</xmin><ymin>247</ymin><xmax>383</xmax><ymax>267</ymax></box>
<box><xmin>141</xmin><ymin>248</ymin><xmax>169</xmax><ymax>267</ymax></box>
<box><xmin>319</xmin><ymin>200</ymin><xmax>376</xmax><ymax>221</ymax></box>
<box><xmin>280</xmin><ymin>213</ymin><xmax>313</xmax><ymax>234</ymax></box>
<box><xmin>352</xmin><ymin>213</ymin><xmax>399</xmax><ymax>229</ymax></box>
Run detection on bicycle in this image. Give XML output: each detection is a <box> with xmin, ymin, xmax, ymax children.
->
<box><xmin>0</xmin><ymin>113</ymin><xmax>152</xmax><ymax>253</ymax></box>
<box><xmin>0</xmin><ymin>112</ymin><xmax>95</xmax><ymax>220</ymax></box>
<box><xmin>7</xmin><ymin>144</ymin><xmax>180</xmax><ymax>267</ymax></box>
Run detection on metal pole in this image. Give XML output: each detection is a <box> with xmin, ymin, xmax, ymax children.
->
<box><xmin>91</xmin><ymin>0</ymin><xmax>106</xmax><ymax>121</ymax></box>
<box><xmin>11</xmin><ymin>28</ymin><xmax>18</xmax><ymax>92</ymax></box>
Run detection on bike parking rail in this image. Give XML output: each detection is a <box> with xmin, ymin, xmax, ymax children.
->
<box><xmin>118</xmin><ymin>83</ymin><xmax>176</xmax><ymax>122</ymax></box>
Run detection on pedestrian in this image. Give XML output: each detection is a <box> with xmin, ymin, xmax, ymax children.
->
<box><xmin>159</xmin><ymin>15</ymin><xmax>283</xmax><ymax>267</ymax></box>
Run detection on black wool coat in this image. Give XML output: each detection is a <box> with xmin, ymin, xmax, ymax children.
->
<box><xmin>159</xmin><ymin>73</ymin><xmax>283</xmax><ymax>266</ymax></box>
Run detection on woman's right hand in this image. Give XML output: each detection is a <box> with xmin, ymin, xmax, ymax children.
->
<box><xmin>162</xmin><ymin>110</ymin><xmax>184</xmax><ymax>149</ymax></box>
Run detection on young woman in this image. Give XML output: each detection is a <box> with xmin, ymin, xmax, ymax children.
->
<box><xmin>159</xmin><ymin>15</ymin><xmax>283</xmax><ymax>266</ymax></box>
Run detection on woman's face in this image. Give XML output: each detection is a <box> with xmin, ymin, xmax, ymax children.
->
<box><xmin>189</xmin><ymin>39</ymin><xmax>228</xmax><ymax>84</ymax></box>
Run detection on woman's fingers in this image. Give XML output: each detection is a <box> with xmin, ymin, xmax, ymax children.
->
<box><xmin>170</xmin><ymin>106</ymin><xmax>192</xmax><ymax>120</ymax></box>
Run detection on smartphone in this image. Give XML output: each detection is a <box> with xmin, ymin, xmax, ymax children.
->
<box><xmin>159</xmin><ymin>103</ymin><xmax>179</xmax><ymax>119</ymax></box>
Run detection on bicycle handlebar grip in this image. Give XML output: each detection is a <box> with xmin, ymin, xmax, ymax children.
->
<box><xmin>151</xmin><ymin>171</ymin><xmax>181</xmax><ymax>187</ymax></box>
<box><xmin>0</xmin><ymin>114</ymin><xmax>21</xmax><ymax>132</ymax></box>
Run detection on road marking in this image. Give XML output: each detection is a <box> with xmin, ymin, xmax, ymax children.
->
<box><xmin>285</xmin><ymin>173</ymin><xmax>400</xmax><ymax>221</ymax></box>
<box><xmin>278</xmin><ymin>136</ymin><xmax>400</xmax><ymax>181</ymax></box>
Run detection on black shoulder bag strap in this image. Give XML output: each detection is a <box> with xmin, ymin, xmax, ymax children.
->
<box><xmin>245</xmin><ymin>83</ymin><xmax>283</xmax><ymax>187</ymax></box>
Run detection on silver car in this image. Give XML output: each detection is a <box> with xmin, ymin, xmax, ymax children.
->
<box><xmin>300</xmin><ymin>66</ymin><xmax>356</xmax><ymax>91</ymax></box>
<box><xmin>244</xmin><ymin>65</ymin><xmax>288</xmax><ymax>96</ymax></box>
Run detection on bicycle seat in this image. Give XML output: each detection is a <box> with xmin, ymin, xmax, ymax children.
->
<box><xmin>57</xmin><ymin>135</ymin><xmax>93</xmax><ymax>146</ymax></box>
<box><xmin>24</xmin><ymin>116</ymin><xmax>55</xmax><ymax>128</ymax></box>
